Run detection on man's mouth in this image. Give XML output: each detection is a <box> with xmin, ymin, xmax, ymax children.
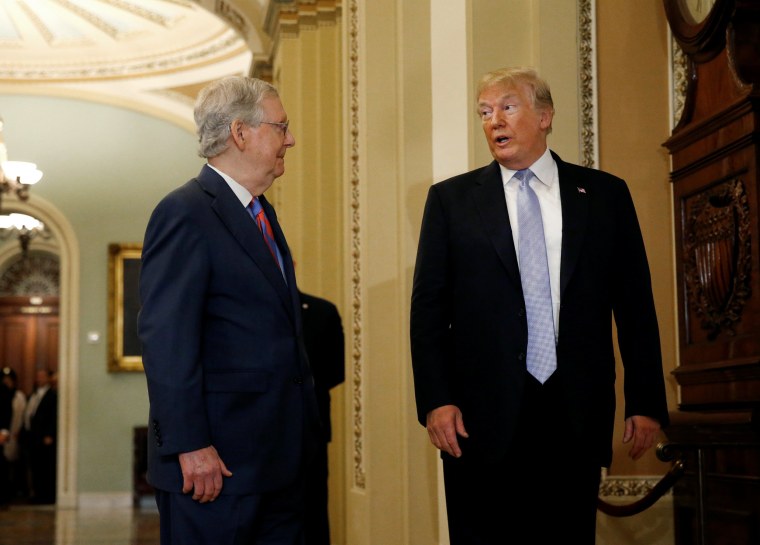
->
<box><xmin>495</xmin><ymin>136</ymin><xmax>510</xmax><ymax>144</ymax></box>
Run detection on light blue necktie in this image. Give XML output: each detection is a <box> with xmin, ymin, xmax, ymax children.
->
<box><xmin>514</xmin><ymin>168</ymin><xmax>557</xmax><ymax>383</ymax></box>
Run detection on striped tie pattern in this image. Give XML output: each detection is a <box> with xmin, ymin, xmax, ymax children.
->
<box><xmin>514</xmin><ymin>168</ymin><xmax>557</xmax><ymax>383</ymax></box>
<box><xmin>249</xmin><ymin>197</ymin><xmax>283</xmax><ymax>271</ymax></box>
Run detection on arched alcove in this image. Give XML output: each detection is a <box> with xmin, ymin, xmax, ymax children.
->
<box><xmin>1</xmin><ymin>194</ymin><xmax>80</xmax><ymax>507</ymax></box>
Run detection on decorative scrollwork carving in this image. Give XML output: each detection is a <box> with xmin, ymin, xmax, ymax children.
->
<box><xmin>0</xmin><ymin>252</ymin><xmax>59</xmax><ymax>296</ymax></box>
<box><xmin>683</xmin><ymin>178</ymin><xmax>751</xmax><ymax>338</ymax></box>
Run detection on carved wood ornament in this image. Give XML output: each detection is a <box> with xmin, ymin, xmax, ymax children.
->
<box><xmin>683</xmin><ymin>177</ymin><xmax>751</xmax><ymax>339</ymax></box>
<box><xmin>664</xmin><ymin>0</ymin><xmax>760</xmax><ymax>409</ymax></box>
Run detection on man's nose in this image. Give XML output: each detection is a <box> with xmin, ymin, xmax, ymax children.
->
<box><xmin>489</xmin><ymin>109</ymin><xmax>506</xmax><ymax>126</ymax></box>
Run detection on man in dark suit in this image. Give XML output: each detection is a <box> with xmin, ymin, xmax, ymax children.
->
<box><xmin>299</xmin><ymin>291</ymin><xmax>345</xmax><ymax>545</ymax></box>
<box><xmin>138</xmin><ymin>76</ymin><xmax>321</xmax><ymax>545</ymax></box>
<box><xmin>25</xmin><ymin>368</ymin><xmax>57</xmax><ymax>504</ymax></box>
<box><xmin>298</xmin><ymin>290</ymin><xmax>345</xmax><ymax>545</ymax></box>
<box><xmin>410</xmin><ymin>67</ymin><xmax>670</xmax><ymax>545</ymax></box>
<box><xmin>0</xmin><ymin>375</ymin><xmax>12</xmax><ymax>507</ymax></box>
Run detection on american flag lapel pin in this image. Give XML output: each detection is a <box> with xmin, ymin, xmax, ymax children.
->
<box><xmin>577</xmin><ymin>187</ymin><xmax>586</xmax><ymax>194</ymax></box>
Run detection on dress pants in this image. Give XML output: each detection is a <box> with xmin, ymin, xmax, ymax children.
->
<box><xmin>442</xmin><ymin>373</ymin><xmax>601</xmax><ymax>545</ymax></box>
<box><xmin>303</xmin><ymin>443</ymin><xmax>330</xmax><ymax>545</ymax></box>
<box><xmin>155</xmin><ymin>474</ymin><xmax>307</xmax><ymax>545</ymax></box>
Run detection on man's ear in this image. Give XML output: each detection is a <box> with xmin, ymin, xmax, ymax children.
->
<box><xmin>538</xmin><ymin>108</ymin><xmax>553</xmax><ymax>131</ymax></box>
<box><xmin>230</xmin><ymin>120</ymin><xmax>247</xmax><ymax>149</ymax></box>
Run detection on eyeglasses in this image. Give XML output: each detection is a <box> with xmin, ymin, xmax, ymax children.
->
<box><xmin>260</xmin><ymin>120</ymin><xmax>290</xmax><ymax>136</ymax></box>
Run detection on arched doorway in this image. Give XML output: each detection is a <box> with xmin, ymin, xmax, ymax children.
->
<box><xmin>0</xmin><ymin>249</ymin><xmax>59</xmax><ymax>503</ymax></box>
<box><xmin>0</xmin><ymin>197</ymin><xmax>80</xmax><ymax>507</ymax></box>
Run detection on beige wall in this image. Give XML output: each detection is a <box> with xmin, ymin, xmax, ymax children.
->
<box><xmin>597</xmin><ymin>0</ymin><xmax>678</xmax><ymax>478</ymax></box>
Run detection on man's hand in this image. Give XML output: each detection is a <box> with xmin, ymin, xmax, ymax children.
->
<box><xmin>426</xmin><ymin>405</ymin><xmax>468</xmax><ymax>458</ymax></box>
<box><xmin>622</xmin><ymin>415</ymin><xmax>661</xmax><ymax>461</ymax></box>
<box><xmin>178</xmin><ymin>445</ymin><xmax>233</xmax><ymax>503</ymax></box>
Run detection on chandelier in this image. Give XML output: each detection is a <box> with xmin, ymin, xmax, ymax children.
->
<box><xmin>1</xmin><ymin>160</ymin><xmax>43</xmax><ymax>203</ymax></box>
<box><xmin>0</xmin><ymin>116</ymin><xmax>45</xmax><ymax>255</ymax></box>
<box><xmin>0</xmin><ymin>116</ymin><xmax>43</xmax><ymax>209</ymax></box>
<box><xmin>0</xmin><ymin>213</ymin><xmax>50</xmax><ymax>256</ymax></box>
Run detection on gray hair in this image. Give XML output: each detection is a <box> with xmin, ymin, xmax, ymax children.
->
<box><xmin>194</xmin><ymin>76</ymin><xmax>280</xmax><ymax>158</ymax></box>
<box><xmin>476</xmin><ymin>67</ymin><xmax>554</xmax><ymax>134</ymax></box>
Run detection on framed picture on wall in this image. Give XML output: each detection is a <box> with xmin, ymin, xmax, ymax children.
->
<box><xmin>108</xmin><ymin>243</ymin><xmax>143</xmax><ymax>372</ymax></box>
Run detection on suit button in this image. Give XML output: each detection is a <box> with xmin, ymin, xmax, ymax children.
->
<box><xmin>517</xmin><ymin>352</ymin><xmax>525</xmax><ymax>361</ymax></box>
<box><xmin>156</xmin><ymin>440</ymin><xmax>163</xmax><ymax>447</ymax></box>
<box><xmin>293</xmin><ymin>376</ymin><xmax>304</xmax><ymax>385</ymax></box>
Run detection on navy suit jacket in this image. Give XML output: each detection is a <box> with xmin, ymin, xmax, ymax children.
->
<box><xmin>138</xmin><ymin>164</ymin><xmax>321</xmax><ymax>495</ymax></box>
<box><xmin>299</xmin><ymin>291</ymin><xmax>345</xmax><ymax>443</ymax></box>
<box><xmin>410</xmin><ymin>152</ymin><xmax>670</xmax><ymax>467</ymax></box>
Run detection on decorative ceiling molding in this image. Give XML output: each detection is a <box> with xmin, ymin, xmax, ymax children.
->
<box><xmin>252</xmin><ymin>1</ymin><xmax>341</xmax><ymax>83</ymax></box>
<box><xmin>0</xmin><ymin>0</ymin><xmax>259</xmax><ymax>128</ymax></box>
<box><xmin>0</xmin><ymin>29</ymin><xmax>247</xmax><ymax>82</ymax></box>
<box><xmin>264</xmin><ymin>0</ymin><xmax>341</xmax><ymax>40</ymax></box>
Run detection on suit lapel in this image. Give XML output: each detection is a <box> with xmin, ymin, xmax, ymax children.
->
<box><xmin>471</xmin><ymin>162</ymin><xmax>522</xmax><ymax>288</ymax></box>
<box><xmin>196</xmin><ymin>166</ymin><xmax>294</xmax><ymax>319</ymax></box>
<box><xmin>554</xmin><ymin>154</ymin><xmax>589</xmax><ymax>297</ymax></box>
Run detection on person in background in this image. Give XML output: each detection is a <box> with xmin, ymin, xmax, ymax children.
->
<box><xmin>24</xmin><ymin>368</ymin><xmax>57</xmax><ymax>504</ymax></box>
<box><xmin>410</xmin><ymin>66</ymin><xmax>670</xmax><ymax>544</ymax></box>
<box><xmin>298</xmin><ymin>290</ymin><xmax>345</xmax><ymax>545</ymax></box>
<box><xmin>1</xmin><ymin>367</ymin><xmax>27</xmax><ymax>503</ymax></box>
<box><xmin>138</xmin><ymin>75</ymin><xmax>321</xmax><ymax>545</ymax></box>
<box><xmin>0</xmin><ymin>371</ymin><xmax>12</xmax><ymax>508</ymax></box>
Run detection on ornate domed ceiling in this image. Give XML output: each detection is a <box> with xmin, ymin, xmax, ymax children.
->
<box><xmin>0</xmin><ymin>0</ymin><xmax>266</xmax><ymax>125</ymax></box>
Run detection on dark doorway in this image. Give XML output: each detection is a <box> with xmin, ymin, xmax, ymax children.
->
<box><xmin>0</xmin><ymin>251</ymin><xmax>60</xmax><ymax>505</ymax></box>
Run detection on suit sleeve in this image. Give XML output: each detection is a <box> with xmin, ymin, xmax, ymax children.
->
<box><xmin>611</xmin><ymin>181</ymin><xmax>670</xmax><ymax>428</ymax></box>
<box><xmin>410</xmin><ymin>184</ymin><xmax>455</xmax><ymax>425</ymax></box>
<box><xmin>138</xmin><ymin>193</ymin><xmax>213</xmax><ymax>455</ymax></box>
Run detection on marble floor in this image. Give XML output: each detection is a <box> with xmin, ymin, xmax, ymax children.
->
<box><xmin>0</xmin><ymin>504</ymin><xmax>160</xmax><ymax>545</ymax></box>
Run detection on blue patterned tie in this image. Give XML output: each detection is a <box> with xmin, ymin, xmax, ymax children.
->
<box><xmin>514</xmin><ymin>168</ymin><xmax>557</xmax><ymax>383</ymax></box>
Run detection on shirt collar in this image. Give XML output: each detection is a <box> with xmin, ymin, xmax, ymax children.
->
<box><xmin>500</xmin><ymin>148</ymin><xmax>555</xmax><ymax>188</ymax></box>
<box><xmin>206</xmin><ymin>163</ymin><xmax>253</xmax><ymax>208</ymax></box>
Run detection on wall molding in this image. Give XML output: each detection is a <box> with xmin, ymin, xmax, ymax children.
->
<box><xmin>578</xmin><ymin>0</ymin><xmax>598</xmax><ymax>168</ymax></box>
<box><xmin>345</xmin><ymin>0</ymin><xmax>364</xmax><ymax>490</ymax></box>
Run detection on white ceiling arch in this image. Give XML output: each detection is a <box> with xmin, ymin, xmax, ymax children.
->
<box><xmin>0</xmin><ymin>0</ymin><xmax>276</xmax><ymax>127</ymax></box>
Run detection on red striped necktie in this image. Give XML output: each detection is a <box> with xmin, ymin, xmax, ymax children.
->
<box><xmin>248</xmin><ymin>197</ymin><xmax>282</xmax><ymax>271</ymax></box>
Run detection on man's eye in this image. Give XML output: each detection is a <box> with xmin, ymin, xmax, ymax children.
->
<box><xmin>480</xmin><ymin>111</ymin><xmax>493</xmax><ymax>120</ymax></box>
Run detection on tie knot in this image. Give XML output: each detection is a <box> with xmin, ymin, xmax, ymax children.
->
<box><xmin>513</xmin><ymin>168</ymin><xmax>533</xmax><ymax>185</ymax></box>
<box><xmin>250</xmin><ymin>197</ymin><xmax>263</xmax><ymax>216</ymax></box>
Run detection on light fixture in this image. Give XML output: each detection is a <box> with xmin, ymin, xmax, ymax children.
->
<box><xmin>0</xmin><ymin>212</ymin><xmax>50</xmax><ymax>256</ymax></box>
<box><xmin>0</xmin><ymin>116</ymin><xmax>43</xmax><ymax>211</ymax></box>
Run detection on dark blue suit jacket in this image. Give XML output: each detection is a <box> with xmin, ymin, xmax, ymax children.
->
<box><xmin>138</xmin><ymin>164</ymin><xmax>321</xmax><ymax>495</ymax></box>
<box><xmin>410</xmin><ymin>152</ymin><xmax>670</xmax><ymax>467</ymax></box>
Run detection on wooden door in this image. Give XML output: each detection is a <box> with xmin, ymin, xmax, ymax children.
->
<box><xmin>0</xmin><ymin>296</ymin><xmax>59</xmax><ymax>396</ymax></box>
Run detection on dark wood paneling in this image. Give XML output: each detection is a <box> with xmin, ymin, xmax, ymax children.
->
<box><xmin>663</xmin><ymin>1</ymin><xmax>760</xmax><ymax>543</ymax></box>
<box><xmin>0</xmin><ymin>297</ymin><xmax>59</xmax><ymax>395</ymax></box>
